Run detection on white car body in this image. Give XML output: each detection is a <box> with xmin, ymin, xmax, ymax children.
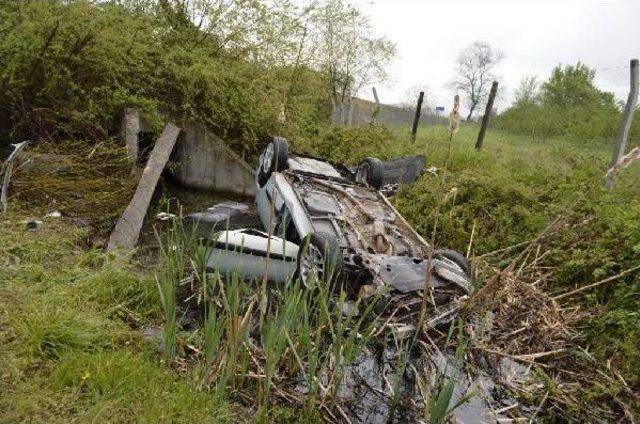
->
<box><xmin>206</xmin><ymin>228</ymin><xmax>298</xmax><ymax>282</ymax></box>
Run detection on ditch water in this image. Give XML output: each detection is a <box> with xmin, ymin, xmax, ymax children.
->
<box><xmin>331</xmin><ymin>345</ymin><xmax>511</xmax><ymax>423</ymax></box>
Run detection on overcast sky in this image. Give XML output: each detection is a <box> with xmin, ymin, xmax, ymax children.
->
<box><xmin>350</xmin><ymin>0</ymin><xmax>640</xmax><ymax>113</ymax></box>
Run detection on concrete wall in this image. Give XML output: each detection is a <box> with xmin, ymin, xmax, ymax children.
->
<box><xmin>343</xmin><ymin>97</ymin><xmax>448</xmax><ymax>127</ymax></box>
<box><xmin>120</xmin><ymin>109</ymin><xmax>256</xmax><ymax>197</ymax></box>
<box><xmin>172</xmin><ymin>123</ymin><xmax>256</xmax><ymax>197</ymax></box>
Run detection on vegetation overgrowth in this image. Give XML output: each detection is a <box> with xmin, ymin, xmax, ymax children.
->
<box><xmin>0</xmin><ymin>0</ymin><xmax>394</xmax><ymax>155</ymax></box>
<box><xmin>320</xmin><ymin>124</ymin><xmax>640</xmax><ymax>403</ymax></box>
<box><xmin>0</xmin><ymin>216</ymin><xmax>233</xmax><ymax>422</ymax></box>
<box><xmin>3</xmin><ymin>123</ymin><xmax>639</xmax><ymax>422</ymax></box>
<box><xmin>1</xmin><ymin>0</ymin><xmax>639</xmax><ymax>422</ymax></box>
<box><xmin>495</xmin><ymin>62</ymin><xmax>640</xmax><ymax>142</ymax></box>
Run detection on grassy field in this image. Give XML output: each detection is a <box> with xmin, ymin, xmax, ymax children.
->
<box><xmin>0</xmin><ymin>215</ymin><xmax>236</xmax><ymax>422</ymax></box>
<box><xmin>1</xmin><ymin>124</ymin><xmax>639</xmax><ymax>422</ymax></box>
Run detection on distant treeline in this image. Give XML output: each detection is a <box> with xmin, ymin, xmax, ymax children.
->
<box><xmin>495</xmin><ymin>63</ymin><xmax>640</xmax><ymax>144</ymax></box>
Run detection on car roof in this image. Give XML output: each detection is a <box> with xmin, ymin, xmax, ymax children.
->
<box><xmin>287</xmin><ymin>156</ymin><xmax>344</xmax><ymax>180</ymax></box>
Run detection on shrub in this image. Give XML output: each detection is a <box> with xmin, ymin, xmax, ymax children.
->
<box><xmin>0</xmin><ymin>1</ymin><xmax>330</xmax><ymax>152</ymax></box>
<box><xmin>307</xmin><ymin>124</ymin><xmax>408</xmax><ymax>164</ymax></box>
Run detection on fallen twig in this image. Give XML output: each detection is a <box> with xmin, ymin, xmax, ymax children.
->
<box><xmin>1</xmin><ymin>141</ymin><xmax>31</xmax><ymax>213</ymax></box>
<box><xmin>554</xmin><ymin>264</ymin><xmax>640</xmax><ymax>301</ymax></box>
<box><xmin>473</xmin><ymin>346</ymin><xmax>550</xmax><ymax>368</ymax></box>
<box><xmin>466</xmin><ymin>219</ymin><xmax>476</xmax><ymax>258</ymax></box>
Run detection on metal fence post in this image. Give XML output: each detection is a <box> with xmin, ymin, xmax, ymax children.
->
<box><xmin>607</xmin><ymin>59</ymin><xmax>639</xmax><ymax>189</ymax></box>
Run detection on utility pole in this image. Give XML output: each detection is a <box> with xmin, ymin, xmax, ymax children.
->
<box><xmin>410</xmin><ymin>91</ymin><xmax>424</xmax><ymax>142</ymax></box>
<box><xmin>475</xmin><ymin>81</ymin><xmax>499</xmax><ymax>150</ymax></box>
<box><xmin>607</xmin><ymin>59</ymin><xmax>639</xmax><ymax>189</ymax></box>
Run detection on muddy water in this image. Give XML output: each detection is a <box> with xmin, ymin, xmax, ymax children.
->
<box><xmin>332</xmin><ymin>346</ymin><xmax>505</xmax><ymax>424</ymax></box>
<box><xmin>137</xmin><ymin>180</ymin><xmax>254</xmax><ymax>252</ymax></box>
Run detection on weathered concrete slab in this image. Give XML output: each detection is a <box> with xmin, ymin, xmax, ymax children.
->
<box><xmin>172</xmin><ymin>123</ymin><xmax>256</xmax><ymax>196</ymax></box>
<box><xmin>108</xmin><ymin>123</ymin><xmax>181</xmax><ymax>251</ymax></box>
<box><xmin>119</xmin><ymin>109</ymin><xmax>256</xmax><ymax>197</ymax></box>
<box><xmin>122</xmin><ymin>108</ymin><xmax>140</xmax><ymax>163</ymax></box>
<box><xmin>121</xmin><ymin>108</ymin><xmax>153</xmax><ymax>163</ymax></box>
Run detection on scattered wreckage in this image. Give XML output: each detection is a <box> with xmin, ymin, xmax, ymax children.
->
<box><xmin>192</xmin><ymin>137</ymin><xmax>473</xmax><ymax>327</ymax></box>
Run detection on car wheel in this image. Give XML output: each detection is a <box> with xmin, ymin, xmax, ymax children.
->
<box><xmin>296</xmin><ymin>233</ymin><xmax>343</xmax><ymax>286</ymax></box>
<box><xmin>434</xmin><ymin>248</ymin><xmax>472</xmax><ymax>277</ymax></box>
<box><xmin>257</xmin><ymin>136</ymin><xmax>289</xmax><ymax>187</ymax></box>
<box><xmin>356</xmin><ymin>157</ymin><xmax>385</xmax><ymax>190</ymax></box>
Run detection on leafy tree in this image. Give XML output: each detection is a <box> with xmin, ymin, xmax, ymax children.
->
<box><xmin>306</xmin><ymin>0</ymin><xmax>396</xmax><ymax>125</ymax></box>
<box><xmin>496</xmin><ymin>62</ymin><xmax>621</xmax><ymax>141</ymax></box>
<box><xmin>541</xmin><ymin>62</ymin><xmax>616</xmax><ymax>109</ymax></box>
<box><xmin>451</xmin><ymin>41</ymin><xmax>504</xmax><ymax>121</ymax></box>
<box><xmin>0</xmin><ymin>0</ymin><xmax>329</xmax><ymax>151</ymax></box>
<box><xmin>513</xmin><ymin>75</ymin><xmax>539</xmax><ymax>106</ymax></box>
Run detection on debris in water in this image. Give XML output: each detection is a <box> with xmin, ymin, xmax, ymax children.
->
<box><xmin>44</xmin><ymin>210</ymin><xmax>62</xmax><ymax>218</ymax></box>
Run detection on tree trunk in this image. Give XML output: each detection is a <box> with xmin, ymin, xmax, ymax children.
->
<box><xmin>466</xmin><ymin>104</ymin><xmax>476</xmax><ymax>122</ymax></box>
<box><xmin>107</xmin><ymin>123</ymin><xmax>181</xmax><ymax>251</ymax></box>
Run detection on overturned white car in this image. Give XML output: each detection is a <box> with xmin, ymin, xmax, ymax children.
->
<box><xmin>201</xmin><ymin>137</ymin><xmax>473</xmax><ymax>314</ymax></box>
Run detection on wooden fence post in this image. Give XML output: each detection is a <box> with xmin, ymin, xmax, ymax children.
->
<box><xmin>606</xmin><ymin>58</ymin><xmax>639</xmax><ymax>189</ymax></box>
<box><xmin>372</xmin><ymin>86</ymin><xmax>381</xmax><ymax>123</ymax></box>
<box><xmin>475</xmin><ymin>81</ymin><xmax>499</xmax><ymax>150</ymax></box>
<box><xmin>410</xmin><ymin>91</ymin><xmax>424</xmax><ymax>142</ymax></box>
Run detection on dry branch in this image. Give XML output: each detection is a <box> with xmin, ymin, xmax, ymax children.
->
<box><xmin>554</xmin><ymin>264</ymin><xmax>640</xmax><ymax>301</ymax></box>
<box><xmin>1</xmin><ymin>141</ymin><xmax>30</xmax><ymax>213</ymax></box>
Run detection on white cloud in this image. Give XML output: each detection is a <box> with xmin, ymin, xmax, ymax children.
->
<box><xmin>351</xmin><ymin>0</ymin><xmax>640</xmax><ymax>113</ymax></box>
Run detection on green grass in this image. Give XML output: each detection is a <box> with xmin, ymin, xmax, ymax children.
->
<box><xmin>0</xmin><ymin>206</ymin><xmax>383</xmax><ymax>422</ymax></box>
<box><xmin>2</xmin><ymin>124</ymin><xmax>639</xmax><ymax>422</ymax></box>
<box><xmin>0</xmin><ymin>215</ymin><xmax>232</xmax><ymax>423</ymax></box>
<box><xmin>310</xmin><ymin>122</ymin><xmax>640</xmax><ymax>418</ymax></box>
<box><xmin>150</xmin><ymin>215</ymin><xmax>382</xmax><ymax>422</ymax></box>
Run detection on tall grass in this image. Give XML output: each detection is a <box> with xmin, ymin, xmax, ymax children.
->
<box><xmin>427</xmin><ymin>320</ymin><xmax>471</xmax><ymax>424</ymax></box>
<box><xmin>153</xmin><ymin>208</ymin><xmax>384</xmax><ymax>420</ymax></box>
<box><xmin>154</xmin><ymin>204</ymin><xmax>200</xmax><ymax>362</ymax></box>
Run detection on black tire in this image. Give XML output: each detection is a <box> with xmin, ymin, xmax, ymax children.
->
<box><xmin>257</xmin><ymin>136</ymin><xmax>289</xmax><ymax>187</ymax></box>
<box><xmin>356</xmin><ymin>157</ymin><xmax>385</xmax><ymax>190</ymax></box>
<box><xmin>295</xmin><ymin>232</ymin><xmax>343</xmax><ymax>286</ymax></box>
<box><xmin>434</xmin><ymin>248</ymin><xmax>472</xmax><ymax>277</ymax></box>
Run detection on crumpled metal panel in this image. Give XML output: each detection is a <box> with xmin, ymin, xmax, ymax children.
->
<box><xmin>377</xmin><ymin>255</ymin><xmax>472</xmax><ymax>294</ymax></box>
<box><xmin>303</xmin><ymin>190</ymin><xmax>342</xmax><ymax>216</ymax></box>
<box><xmin>380</xmin><ymin>155</ymin><xmax>426</xmax><ymax>185</ymax></box>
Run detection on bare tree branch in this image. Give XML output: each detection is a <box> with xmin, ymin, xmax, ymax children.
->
<box><xmin>451</xmin><ymin>41</ymin><xmax>504</xmax><ymax>121</ymax></box>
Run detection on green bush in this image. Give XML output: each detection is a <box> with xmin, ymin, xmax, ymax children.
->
<box><xmin>304</xmin><ymin>124</ymin><xmax>411</xmax><ymax>164</ymax></box>
<box><xmin>495</xmin><ymin>63</ymin><xmax>627</xmax><ymax>143</ymax></box>
<box><xmin>0</xmin><ymin>1</ymin><xmax>330</xmax><ymax>152</ymax></box>
<box><xmin>391</xmin><ymin>131</ymin><xmax>640</xmax><ymax>388</ymax></box>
